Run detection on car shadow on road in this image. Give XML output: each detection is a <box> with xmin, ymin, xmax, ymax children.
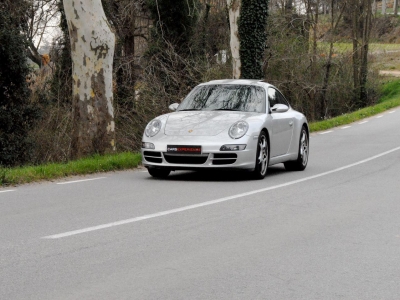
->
<box><xmin>147</xmin><ymin>165</ymin><xmax>288</xmax><ymax>182</ymax></box>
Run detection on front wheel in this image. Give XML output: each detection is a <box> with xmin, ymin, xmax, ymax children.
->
<box><xmin>148</xmin><ymin>167</ymin><xmax>171</xmax><ymax>178</ymax></box>
<box><xmin>284</xmin><ymin>126</ymin><xmax>309</xmax><ymax>171</ymax></box>
<box><xmin>253</xmin><ymin>131</ymin><xmax>269</xmax><ymax>179</ymax></box>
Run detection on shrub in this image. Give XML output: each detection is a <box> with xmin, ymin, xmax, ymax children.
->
<box><xmin>0</xmin><ymin>4</ymin><xmax>40</xmax><ymax>166</ymax></box>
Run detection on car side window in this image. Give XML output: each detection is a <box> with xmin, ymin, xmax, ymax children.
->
<box><xmin>275</xmin><ymin>90</ymin><xmax>290</xmax><ymax>107</ymax></box>
<box><xmin>267</xmin><ymin>88</ymin><xmax>278</xmax><ymax>109</ymax></box>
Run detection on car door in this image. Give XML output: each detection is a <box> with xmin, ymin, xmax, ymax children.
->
<box><xmin>268</xmin><ymin>88</ymin><xmax>294</xmax><ymax>157</ymax></box>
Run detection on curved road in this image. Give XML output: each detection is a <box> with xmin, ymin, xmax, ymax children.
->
<box><xmin>1</xmin><ymin>109</ymin><xmax>400</xmax><ymax>299</ymax></box>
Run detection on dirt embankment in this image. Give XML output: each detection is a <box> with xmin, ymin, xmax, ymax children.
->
<box><xmin>379</xmin><ymin>70</ymin><xmax>400</xmax><ymax>77</ymax></box>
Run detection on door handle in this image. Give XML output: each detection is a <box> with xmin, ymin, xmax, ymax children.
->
<box><xmin>289</xmin><ymin>121</ymin><xmax>293</xmax><ymax>127</ymax></box>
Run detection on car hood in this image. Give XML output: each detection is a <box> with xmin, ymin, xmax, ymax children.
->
<box><xmin>164</xmin><ymin>111</ymin><xmax>257</xmax><ymax>136</ymax></box>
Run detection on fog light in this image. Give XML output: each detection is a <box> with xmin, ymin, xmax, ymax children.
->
<box><xmin>142</xmin><ymin>142</ymin><xmax>155</xmax><ymax>149</ymax></box>
<box><xmin>220</xmin><ymin>144</ymin><xmax>246</xmax><ymax>151</ymax></box>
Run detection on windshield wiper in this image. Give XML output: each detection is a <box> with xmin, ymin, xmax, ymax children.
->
<box><xmin>212</xmin><ymin>108</ymin><xmax>241</xmax><ymax>111</ymax></box>
<box><xmin>178</xmin><ymin>108</ymin><xmax>202</xmax><ymax>111</ymax></box>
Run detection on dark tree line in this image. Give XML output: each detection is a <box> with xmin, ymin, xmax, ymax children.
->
<box><xmin>0</xmin><ymin>0</ymin><xmax>40</xmax><ymax>166</ymax></box>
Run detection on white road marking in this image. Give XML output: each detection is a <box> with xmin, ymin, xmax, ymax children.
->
<box><xmin>319</xmin><ymin>130</ymin><xmax>333</xmax><ymax>135</ymax></box>
<box><xmin>0</xmin><ymin>190</ymin><xmax>15</xmax><ymax>194</ymax></box>
<box><xmin>389</xmin><ymin>110</ymin><xmax>396</xmax><ymax>114</ymax></box>
<box><xmin>375</xmin><ymin>115</ymin><xmax>383</xmax><ymax>118</ymax></box>
<box><xmin>358</xmin><ymin>121</ymin><xmax>368</xmax><ymax>124</ymax></box>
<box><xmin>341</xmin><ymin>126</ymin><xmax>351</xmax><ymax>129</ymax></box>
<box><xmin>42</xmin><ymin>146</ymin><xmax>400</xmax><ymax>239</ymax></box>
<box><xmin>56</xmin><ymin>177</ymin><xmax>106</xmax><ymax>185</ymax></box>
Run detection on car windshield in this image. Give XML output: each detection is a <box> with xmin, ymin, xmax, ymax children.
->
<box><xmin>177</xmin><ymin>84</ymin><xmax>266</xmax><ymax>113</ymax></box>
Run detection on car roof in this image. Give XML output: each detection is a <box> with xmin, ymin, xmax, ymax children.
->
<box><xmin>199</xmin><ymin>79</ymin><xmax>272</xmax><ymax>88</ymax></box>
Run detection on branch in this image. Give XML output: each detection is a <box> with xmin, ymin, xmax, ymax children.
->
<box><xmin>27</xmin><ymin>49</ymin><xmax>42</xmax><ymax>67</ymax></box>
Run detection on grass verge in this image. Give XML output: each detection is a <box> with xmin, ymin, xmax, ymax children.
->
<box><xmin>310</xmin><ymin>79</ymin><xmax>400</xmax><ymax>132</ymax></box>
<box><xmin>0</xmin><ymin>152</ymin><xmax>142</xmax><ymax>186</ymax></box>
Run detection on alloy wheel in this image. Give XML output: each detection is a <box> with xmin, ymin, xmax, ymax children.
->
<box><xmin>300</xmin><ymin>129</ymin><xmax>309</xmax><ymax>167</ymax></box>
<box><xmin>258</xmin><ymin>134</ymin><xmax>268</xmax><ymax>176</ymax></box>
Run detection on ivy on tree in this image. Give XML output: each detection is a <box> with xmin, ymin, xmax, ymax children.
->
<box><xmin>238</xmin><ymin>0</ymin><xmax>269</xmax><ymax>79</ymax></box>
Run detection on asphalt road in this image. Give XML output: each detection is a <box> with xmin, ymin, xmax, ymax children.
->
<box><xmin>1</xmin><ymin>109</ymin><xmax>400</xmax><ymax>300</ymax></box>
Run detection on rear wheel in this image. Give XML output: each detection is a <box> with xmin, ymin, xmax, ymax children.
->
<box><xmin>253</xmin><ymin>131</ymin><xmax>269</xmax><ymax>179</ymax></box>
<box><xmin>148</xmin><ymin>167</ymin><xmax>171</xmax><ymax>178</ymax></box>
<box><xmin>284</xmin><ymin>126</ymin><xmax>309</xmax><ymax>171</ymax></box>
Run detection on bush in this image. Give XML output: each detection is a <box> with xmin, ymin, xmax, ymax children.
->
<box><xmin>0</xmin><ymin>5</ymin><xmax>40</xmax><ymax>166</ymax></box>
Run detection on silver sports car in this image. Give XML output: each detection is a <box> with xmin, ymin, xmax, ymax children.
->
<box><xmin>141</xmin><ymin>79</ymin><xmax>309</xmax><ymax>179</ymax></box>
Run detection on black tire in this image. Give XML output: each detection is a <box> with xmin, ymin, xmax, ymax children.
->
<box><xmin>284</xmin><ymin>126</ymin><xmax>309</xmax><ymax>171</ymax></box>
<box><xmin>253</xmin><ymin>131</ymin><xmax>269</xmax><ymax>179</ymax></box>
<box><xmin>148</xmin><ymin>167</ymin><xmax>171</xmax><ymax>178</ymax></box>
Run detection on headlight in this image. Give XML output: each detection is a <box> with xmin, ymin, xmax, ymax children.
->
<box><xmin>145</xmin><ymin>119</ymin><xmax>162</xmax><ymax>137</ymax></box>
<box><xmin>229</xmin><ymin>121</ymin><xmax>249</xmax><ymax>139</ymax></box>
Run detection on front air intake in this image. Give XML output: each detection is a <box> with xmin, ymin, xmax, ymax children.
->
<box><xmin>212</xmin><ymin>153</ymin><xmax>237</xmax><ymax>165</ymax></box>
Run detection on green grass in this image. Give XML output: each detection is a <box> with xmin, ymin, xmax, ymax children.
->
<box><xmin>0</xmin><ymin>152</ymin><xmax>142</xmax><ymax>186</ymax></box>
<box><xmin>310</xmin><ymin>79</ymin><xmax>400</xmax><ymax>132</ymax></box>
<box><xmin>379</xmin><ymin>79</ymin><xmax>400</xmax><ymax>102</ymax></box>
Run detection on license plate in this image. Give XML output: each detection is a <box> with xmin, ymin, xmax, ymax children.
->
<box><xmin>167</xmin><ymin>145</ymin><xmax>202</xmax><ymax>154</ymax></box>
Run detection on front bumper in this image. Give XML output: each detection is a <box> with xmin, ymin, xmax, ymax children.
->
<box><xmin>141</xmin><ymin>134</ymin><xmax>258</xmax><ymax>170</ymax></box>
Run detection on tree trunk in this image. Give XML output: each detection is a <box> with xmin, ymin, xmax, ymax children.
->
<box><xmin>360</xmin><ymin>0</ymin><xmax>372</xmax><ymax>104</ymax></box>
<box><xmin>63</xmin><ymin>0</ymin><xmax>116</xmax><ymax>158</ymax></box>
<box><xmin>382</xmin><ymin>0</ymin><xmax>386</xmax><ymax>15</ymax></box>
<box><xmin>227</xmin><ymin>0</ymin><xmax>241</xmax><ymax>79</ymax></box>
<box><xmin>394</xmin><ymin>0</ymin><xmax>398</xmax><ymax>16</ymax></box>
<box><xmin>352</xmin><ymin>1</ymin><xmax>359</xmax><ymax>101</ymax></box>
<box><xmin>320</xmin><ymin>0</ymin><xmax>346</xmax><ymax>118</ymax></box>
<box><xmin>313</xmin><ymin>0</ymin><xmax>320</xmax><ymax>60</ymax></box>
<box><xmin>349</xmin><ymin>0</ymin><xmax>372</xmax><ymax>106</ymax></box>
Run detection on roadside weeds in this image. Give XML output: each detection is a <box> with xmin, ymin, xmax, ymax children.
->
<box><xmin>0</xmin><ymin>152</ymin><xmax>142</xmax><ymax>187</ymax></box>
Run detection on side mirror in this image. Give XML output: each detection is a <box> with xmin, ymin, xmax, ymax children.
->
<box><xmin>271</xmin><ymin>104</ymin><xmax>289</xmax><ymax>113</ymax></box>
<box><xmin>169</xmin><ymin>103</ymin><xmax>179</xmax><ymax>111</ymax></box>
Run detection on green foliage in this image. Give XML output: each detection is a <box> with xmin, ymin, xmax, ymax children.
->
<box><xmin>239</xmin><ymin>0</ymin><xmax>269</xmax><ymax>79</ymax></box>
<box><xmin>0</xmin><ymin>152</ymin><xmax>142</xmax><ymax>186</ymax></box>
<box><xmin>379</xmin><ymin>79</ymin><xmax>400</xmax><ymax>102</ymax></box>
<box><xmin>0</xmin><ymin>6</ymin><xmax>40</xmax><ymax>167</ymax></box>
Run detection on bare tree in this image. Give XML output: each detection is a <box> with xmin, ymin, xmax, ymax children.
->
<box><xmin>63</xmin><ymin>0</ymin><xmax>116</xmax><ymax>158</ymax></box>
<box><xmin>304</xmin><ymin>0</ymin><xmax>320</xmax><ymax>64</ymax></box>
<box><xmin>348</xmin><ymin>0</ymin><xmax>372</xmax><ymax>105</ymax></box>
<box><xmin>103</xmin><ymin>0</ymin><xmax>151</xmax><ymax>84</ymax></box>
<box><xmin>25</xmin><ymin>0</ymin><xmax>60</xmax><ymax>66</ymax></box>
<box><xmin>320</xmin><ymin>0</ymin><xmax>346</xmax><ymax>117</ymax></box>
